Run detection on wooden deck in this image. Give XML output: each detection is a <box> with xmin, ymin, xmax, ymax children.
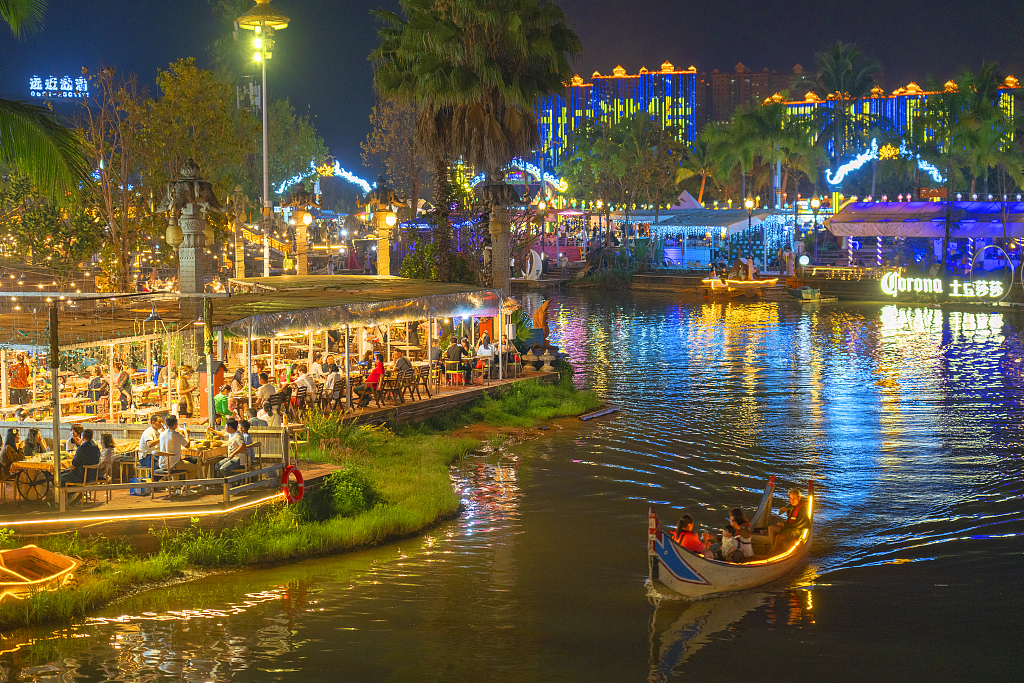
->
<box><xmin>0</xmin><ymin>461</ymin><xmax>342</xmax><ymax>539</ymax></box>
<box><xmin>347</xmin><ymin>373</ymin><xmax>557</xmax><ymax>426</ymax></box>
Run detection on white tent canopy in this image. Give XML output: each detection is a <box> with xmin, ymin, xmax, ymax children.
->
<box><xmin>825</xmin><ymin>201</ymin><xmax>1024</xmax><ymax>237</ymax></box>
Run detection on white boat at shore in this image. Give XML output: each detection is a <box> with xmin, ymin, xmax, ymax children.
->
<box><xmin>647</xmin><ymin>476</ymin><xmax>814</xmax><ymax>599</ymax></box>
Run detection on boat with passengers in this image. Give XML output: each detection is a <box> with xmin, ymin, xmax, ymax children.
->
<box><xmin>648</xmin><ymin>477</ymin><xmax>814</xmax><ymax>598</ymax></box>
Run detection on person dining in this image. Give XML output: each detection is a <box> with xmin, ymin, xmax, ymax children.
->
<box><xmin>353</xmin><ymin>353</ymin><xmax>385</xmax><ymax>407</ymax></box>
<box><xmin>63</xmin><ymin>429</ymin><xmax>101</xmax><ymax>484</ymax></box>
<box><xmin>158</xmin><ymin>415</ymin><xmax>198</xmax><ymax>480</ymax></box>
<box><xmin>66</xmin><ymin>423</ymin><xmax>85</xmax><ymax>454</ymax></box>
<box><xmin>323</xmin><ymin>364</ymin><xmax>342</xmax><ymax>399</ymax></box>
<box><xmin>445</xmin><ymin>338</ymin><xmax>472</xmax><ymax>384</ymax></box>
<box><xmin>393</xmin><ymin>350</ymin><xmax>413</xmax><ymax>374</ymax></box>
<box><xmin>214</xmin><ymin>384</ymin><xmax>233</xmax><ymax>422</ymax></box>
<box><xmin>112</xmin><ymin>360</ymin><xmax>132</xmax><ymax>411</ymax></box>
<box><xmin>309</xmin><ymin>352</ymin><xmax>324</xmax><ymax>378</ymax></box>
<box><xmin>255</xmin><ymin>372</ymin><xmax>276</xmax><ymax>407</ymax></box>
<box><xmin>138</xmin><ymin>414</ymin><xmax>162</xmax><ymax>469</ymax></box>
<box><xmin>292</xmin><ymin>365</ymin><xmax>317</xmax><ymax>406</ymax></box>
<box><xmin>1</xmin><ymin>428</ymin><xmax>23</xmax><ymax>480</ymax></box>
<box><xmin>229</xmin><ymin>368</ymin><xmax>246</xmax><ymax>394</ymax></box>
<box><xmin>85</xmin><ymin>366</ymin><xmax>109</xmax><ymax>414</ymax></box>
<box><xmin>24</xmin><ymin>427</ymin><xmax>46</xmax><ymax>459</ymax></box>
<box><xmin>250</xmin><ymin>359</ymin><xmax>266</xmax><ymax>389</ymax></box>
<box><xmin>216</xmin><ymin>419</ymin><xmax>248</xmax><ymax>476</ymax></box>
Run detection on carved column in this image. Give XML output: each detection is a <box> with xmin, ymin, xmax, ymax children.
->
<box><xmin>178</xmin><ymin>204</ymin><xmax>206</xmax><ymax>294</ymax></box>
<box><xmin>296</xmin><ymin>220</ymin><xmax>308</xmax><ymax>276</ymax></box>
<box><xmin>490</xmin><ymin>203</ymin><xmax>510</xmax><ymax>295</ymax></box>
<box><xmin>374</xmin><ymin>211</ymin><xmax>391</xmax><ymax>276</ymax></box>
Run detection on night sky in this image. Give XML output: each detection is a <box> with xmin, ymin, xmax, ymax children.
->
<box><xmin>2</xmin><ymin>0</ymin><xmax>1021</xmax><ymax>187</ymax></box>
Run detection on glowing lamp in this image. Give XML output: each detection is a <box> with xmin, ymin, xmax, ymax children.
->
<box><xmin>253</xmin><ymin>52</ymin><xmax>262</xmax><ymax>62</ymax></box>
<box><xmin>302</xmin><ymin>212</ymin><xmax>313</xmax><ymax>226</ymax></box>
<box><xmin>810</xmin><ymin>197</ymin><xmax>820</xmax><ymax>210</ymax></box>
<box><xmin>254</xmin><ymin>37</ymin><xmax>262</xmax><ymax>48</ymax></box>
<box><xmin>744</xmin><ymin>197</ymin><xmax>754</xmax><ymax>211</ymax></box>
<box><xmin>538</xmin><ymin>201</ymin><xmax>546</xmax><ymax>211</ymax></box>
<box><xmin>384</xmin><ymin>212</ymin><xmax>398</xmax><ymax>227</ymax></box>
<box><xmin>798</xmin><ymin>254</ymin><xmax>810</xmax><ymax>266</ymax></box>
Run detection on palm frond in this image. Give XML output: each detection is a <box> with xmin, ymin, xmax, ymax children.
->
<box><xmin>0</xmin><ymin>0</ymin><xmax>47</xmax><ymax>38</ymax></box>
<box><xmin>0</xmin><ymin>98</ymin><xmax>89</xmax><ymax>202</ymax></box>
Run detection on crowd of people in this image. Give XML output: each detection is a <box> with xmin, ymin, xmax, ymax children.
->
<box><xmin>671</xmin><ymin>488</ymin><xmax>809</xmax><ymax>561</ymax></box>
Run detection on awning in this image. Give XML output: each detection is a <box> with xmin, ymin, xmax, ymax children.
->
<box><xmin>226</xmin><ymin>290</ymin><xmax>502</xmax><ymax>338</ymax></box>
<box><xmin>825</xmin><ymin>201</ymin><xmax>1024</xmax><ymax>237</ymax></box>
<box><xmin>620</xmin><ymin>208</ymin><xmax>785</xmax><ymax>236</ymax></box>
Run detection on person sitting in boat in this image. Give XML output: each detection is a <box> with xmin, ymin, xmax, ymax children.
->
<box><xmin>730</xmin><ymin>508</ymin><xmax>751</xmax><ymax>535</ymax></box>
<box><xmin>720</xmin><ymin>526</ymin><xmax>744</xmax><ymax>562</ymax></box>
<box><xmin>732</xmin><ymin>254</ymin><xmax>746</xmax><ymax>280</ymax></box>
<box><xmin>737</xmin><ymin>525</ymin><xmax>754</xmax><ymax>559</ymax></box>
<box><xmin>672</xmin><ymin>515</ymin><xmax>713</xmax><ymax>557</ymax></box>
<box><xmin>768</xmin><ymin>488</ymin><xmax>810</xmax><ymax>553</ymax></box>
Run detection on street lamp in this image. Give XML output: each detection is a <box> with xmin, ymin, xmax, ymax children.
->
<box><xmin>810</xmin><ymin>196</ymin><xmax>821</xmax><ymax>265</ymax></box>
<box><xmin>744</xmin><ymin>196</ymin><xmax>755</xmax><ymax>273</ymax></box>
<box><xmin>237</xmin><ymin>0</ymin><xmax>289</xmax><ymax>248</ymax></box>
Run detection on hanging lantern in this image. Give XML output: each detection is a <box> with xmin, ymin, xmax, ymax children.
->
<box><xmin>165</xmin><ymin>220</ymin><xmax>183</xmax><ymax>248</ymax></box>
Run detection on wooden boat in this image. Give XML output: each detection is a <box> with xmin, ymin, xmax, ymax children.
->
<box><xmin>648</xmin><ymin>477</ymin><xmax>813</xmax><ymax>598</ymax></box>
<box><xmin>0</xmin><ymin>545</ymin><xmax>78</xmax><ymax>598</ymax></box>
<box><xmin>701</xmin><ymin>277</ymin><xmax>779</xmax><ymax>292</ymax></box>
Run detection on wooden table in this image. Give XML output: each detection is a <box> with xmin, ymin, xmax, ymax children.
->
<box><xmin>62</xmin><ymin>414</ymin><xmax>101</xmax><ymax>425</ymax></box>
<box><xmin>10</xmin><ymin>453</ymin><xmax>71</xmax><ymax>501</ymax></box>
<box><xmin>182</xmin><ymin>444</ymin><xmax>228</xmax><ymax>478</ymax></box>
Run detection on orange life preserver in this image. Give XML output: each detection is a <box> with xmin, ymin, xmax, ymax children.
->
<box><xmin>281</xmin><ymin>465</ymin><xmax>304</xmax><ymax>503</ymax></box>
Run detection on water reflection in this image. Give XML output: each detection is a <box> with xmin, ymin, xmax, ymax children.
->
<box><xmin>0</xmin><ymin>294</ymin><xmax>1021</xmax><ymax>681</ymax></box>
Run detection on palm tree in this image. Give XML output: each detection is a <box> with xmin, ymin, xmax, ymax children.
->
<box><xmin>807</xmin><ymin>42</ymin><xmax>882</xmax><ymax>169</ymax></box>
<box><xmin>0</xmin><ymin>0</ymin><xmax>89</xmax><ymax>201</ymax></box>
<box><xmin>675</xmin><ymin>138</ymin><xmax>715</xmax><ymax>204</ymax></box>
<box><xmin>371</xmin><ymin>0</ymin><xmax>581</xmax><ymax>288</ymax></box>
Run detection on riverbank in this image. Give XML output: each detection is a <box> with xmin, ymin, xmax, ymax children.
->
<box><xmin>0</xmin><ymin>377</ymin><xmax>600</xmax><ymax>629</ymax></box>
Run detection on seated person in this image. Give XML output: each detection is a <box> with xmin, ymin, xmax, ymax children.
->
<box><xmin>216</xmin><ymin>419</ymin><xmax>248</xmax><ymax>476</ymax></box>
<box><xmin>768</xmin><ymin>488</ymin><xmax>810</xmax><ymax>553</ymax></box>
<box><xmin>393</xmin><ymin>350</ymin><xmax>413</xmax><ymax>374</ymax></box>
<box><xmin>730</xmin><ymin>507</ymin><xmax>751</xmax><ymax>535</ymax></box>
<box><xmin>247</xmin><ymin>407</ymin><xmax>268</xmax><ymax>428</ymax></box>
<box><xmin>137</xmin><ymin>415</ymin><xmax>162</xmax><ymax>469</ymax></box>
<box><xmin>323</xmin><ymin>364</ymin><xmax>342</xmax><ymax>399</ymax></box>
<box><xmin>214</xmin><ymin>384</ymin><xmax>233</xmax><ymax>422</ymax></box>
<box><xmin>158</xmin><ymin>415</ymin><xmax>198</xmax><ymax>479</ymax></box>
<box><xmin>63</xmin><ymin>429</ymin><xmax>101</xmax><ymax>484</ymax></box>
<box><xmin>353</xmin><ymin>354</ymin><xmax>385</xmax><ymax>406</ymax></box>
<box><xmin>671</xmin><ymin>515</ymin><xmax>714</xmax><ymax>557</ymax></box>
<box><xmin>1</xmin><ymin>428</ymin><xmax>23</xmax><ymax>480</ymax></box>
<box><xmin>719</xmin><ymin>525</ymin><xmax>744</xmax><ymax>562</ymax></box>
<box><xmin>737</xmin><ymin>525</ymin><xmax>754</xmax><ymax>559</ymax></box>
<box><xmin>66</xmin><ymin>423</ymin><xmax>85</xmax><ymax>454</ymax></box>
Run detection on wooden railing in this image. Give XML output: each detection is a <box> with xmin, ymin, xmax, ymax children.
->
<box><xmin>241</xmin><ymin>227</ymin><xmax>292</xmax><ymax>255</ymax></box>
<box><xmin>57</xmin><ymin>463</ymin><xmax>285</xmax><ymax>512</ymax></box>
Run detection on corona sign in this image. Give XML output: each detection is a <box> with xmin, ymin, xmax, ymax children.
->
<box><xmin>880</xmin><ymin>272</ymin><xmax>1005</xmax><ymax>299</ymax></box>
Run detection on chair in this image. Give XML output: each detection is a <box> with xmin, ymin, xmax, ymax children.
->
<box><xmin>66</xmin><ymin>464</ymin><xmax>110</xmax><ymax>504</ymax></box>
<box><xmin>397</xmin><ymin>369</ymin><xmax>417</xmax><ymax>401</ymax></box>
<box><xmin>471</xmin><ymin>358</ymin><xmax>492</xmax><ymax>386</ymax></box>
<box><xmin>151</xmin><ymin>452</ymin><xmax>186</xmax><ymax>496</ymax></box>
<box><xmin>412</xmin><ymin>367</ymin><xmax>432</xmax><ymax>399</ymax></box>
<box><xmin>326</xmin><ymin>386</ymin><xmax>345</xmax><ymax>412</ymax></box>
<box><xmin>293</xmin><ymin>385</ymin><xmax>308</xmax><ymax>418</ymax></box>
<box><xmin>268</xmin><ymin>390</ymin><xmax>286</xmax><ymax>420</ymax></box>
<box><xmin>444</xmin><ymin>360</ymin><xmax>465</xmax><ymax>387</ymax></box>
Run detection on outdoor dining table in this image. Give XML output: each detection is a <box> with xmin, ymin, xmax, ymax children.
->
<box><xmin>0</xmin><ymin>402</ymin><xmax>50</xmax><ymax>416</ymax></box>
<box><xmin>181</xmin><ymin>443</ymin><xmax>229</xmax><ymax>478</ymax></box>
<box><xmin>10</xmin><ymin>452</ymin><xmax>72</xmax><ymax>501</ymax></box>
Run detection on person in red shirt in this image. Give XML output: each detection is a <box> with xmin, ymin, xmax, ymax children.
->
<box><xmin>353</xmin><ymin>353</ymin><xmax>385</xmax><ymax>406</ymax></box>
<box><xmin>671</xmin><ymin>515</ymin><xmax>713</xmax><ymax>555</ymax></box>
<box><xmin>9</xmin><ymin>353</ymin><xmax>30</xmax><ymax>406</ymax></box>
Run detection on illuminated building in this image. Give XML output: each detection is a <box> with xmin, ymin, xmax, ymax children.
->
<box><xmin>533</xmin><ymin>61</ymin><xmax>696</xmax><ymax>174</ymax></box>
<box><xmin>780</xmin><ymin>76</ymin><xmax>1019</xmax><ymax>160</ymax></box>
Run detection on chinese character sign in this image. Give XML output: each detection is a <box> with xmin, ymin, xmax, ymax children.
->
<box><xmin>29</xmin><ymin>74</ymin><xmax>88</xmax><ymax>99</ymax></box>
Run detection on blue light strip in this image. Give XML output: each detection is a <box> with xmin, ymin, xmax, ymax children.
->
<box><xmin>469</xmin><ymin>159</ymin><xmax>568</xmax><ymax>193</ymax></box>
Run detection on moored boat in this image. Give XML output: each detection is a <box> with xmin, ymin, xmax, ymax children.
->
<box><xmin>648</xmin><ymin>477</ymin><xmax>814</xmax><ymax>598</ymax></box>
<box><xmin>0</xmin><ymin>545</ymin><xmax>78</xmax><ymax>599</ymax></box>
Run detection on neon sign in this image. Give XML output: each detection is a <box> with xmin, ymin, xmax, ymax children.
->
<box><xmin>880</xmin><ymin>272</ymin><xmax>1005</xmax><ymax>298</ymax></box>
<box><xmin>29</xmin><ymin>74</ymin><xmax>88</xmax><ymax>99</ymax></box>
<box><xmin>826</xmin><ymin>138</ymin><xmax>945</xmax><ymax>185</ymax></box>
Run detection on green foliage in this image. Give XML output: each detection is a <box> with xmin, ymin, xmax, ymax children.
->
<box><xmin>268</xmin><ymin>99</ymin><xmax>329</xmax><ymax>197</ymax></box>
<box><xmin>399</xmin><ymin>234</ymin><xmax>439</xmax><ymax>280</ymax></box>
<box><xmin>0</xmin><ymin>174</ymin><xmax>101</xmax><ymax>276</ymax></box>
<box><xmin>326</xmin><ymin>468</ymin><xmax>381</xmax><ymax>518</ymax></box>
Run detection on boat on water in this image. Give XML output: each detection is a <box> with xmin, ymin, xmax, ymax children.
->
<box><xmin>700</xmin><ymin>277</ymin><xmax>779</xmax><ymax>294</ymax></box>
<box><xmin>648</xmin><ymin>476</ymin><xmax>814</xmax><ymax>598</ymax></box>
<box><xmin>0</xmin><ymin>545</ymin><xmax>78</xmax><ymax>598</ymax></box>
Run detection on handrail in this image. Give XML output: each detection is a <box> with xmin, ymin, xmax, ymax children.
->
<box><xmin>241</xmin><ymin>226</ymin><xmax>292</xmax><ymax>255</ymax></box>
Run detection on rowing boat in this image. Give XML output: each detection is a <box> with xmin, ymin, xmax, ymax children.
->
<box><xmin>647</xmin><ymin>476</ymin><xmax>814</xmax><ymax>598</ymax></box>
<box><xmin>701</xmin><ymin>277</ymin><xmax>779</xmax><ymax>292</ymax></box>
<box><xmin>0</xmin><ymin>545</ymin><xmax>78</xmax><ymax>599</ymax></box>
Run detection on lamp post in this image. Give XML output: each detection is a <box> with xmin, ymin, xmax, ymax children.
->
<box><xmin>237</xmin><ymin>0</ymin><xmax>289</xmax><ymax>257</ymax></box>
<box><xmin>537</xmin><ymin>200</ymin><xmax>546</xmax><ymax>246</ymax></box>
<box><xmin>744</xmin><ymin>196</ymin><xmax>754</xmax><ymax>268</ymax></box>
<box><xmin>810</xmin><ymin>196</ymin><xmax>821</xmax><ymax>265</ymax></box>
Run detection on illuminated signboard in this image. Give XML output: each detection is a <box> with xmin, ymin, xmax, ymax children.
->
<box><xmin>880</xmin><ymin>272</ymin><xmax>1005</xmax><ymax>299</ymax></box>
<box><xmin>29</xmin><ymin>75</ymin><xmax>88</xmax><ymax>99</ymax></box>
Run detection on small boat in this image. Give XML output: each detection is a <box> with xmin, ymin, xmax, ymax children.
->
<box><xmin>701</xmin><ymin>277</ymin><xmax>779</xmax><ymax>292</ymax></box>
<box><xmin>0</xmin><ymin>545</ymin><xmax>78</xmax><ymax>598</ymax></box>
<box><xmin>648</xmin><ymin>477</ymin><xmax>814</xmax><ymax>598</ymax></box>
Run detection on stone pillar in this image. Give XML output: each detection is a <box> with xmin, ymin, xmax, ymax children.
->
<box><xmin>374</xmin><ymin>212</ymin><xmax>390</xmax><ymax>276</ymax></box>
<box><xmin>296</xmin><ymin>220</ymin><xmax>308</xmax><ymax>275</ymax></box>
<box><xmin>490</xmin><ymin>203</ymin><xmax>510</xmax><ymax>295</ymax></box>
<box><xmin>234</xmin><ymin>220</ymin><xmax>246</xmax><ymax>279</ymax></box>
<box><xmin>178</xmin><ymin>204</ymin><xmax>206</xmax><ymax>294</ymax></box>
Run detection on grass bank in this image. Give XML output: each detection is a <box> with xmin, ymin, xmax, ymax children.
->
<box><xmin>0</xmin><ymin>377</ymin><xmax>599</xmax><ymax>629</ymax></box>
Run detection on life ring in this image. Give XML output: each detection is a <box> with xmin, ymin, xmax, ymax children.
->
<box><xmin>281</xmin><ymin>465</ymin><xmax>304</xmax><ymax>503</ymax></box>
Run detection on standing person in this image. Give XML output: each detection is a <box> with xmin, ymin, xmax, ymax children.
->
<box><xmin>216</xmin><ymin>419</ymin><xmax>248</xmax><ymax>476</ymax></box>
<box><xmin>63</xmin><ymin>429</ymin><xmax>100</xmax><ymax>484</ymax></box>
<box><xmin>327</xmin><ymin>257</ymin><xmax>335</xmax><ymax>275</ymax></box>
<box><xmin>214</xmin><ymin>384</ymin><xmax>232</xmax><ymax>423</ymax></box>
<box><xmin>9</xmin><ymin>353</ymin><xmax>31</xmax><ymax>405</ymax></box>
<box><xmin>137</xmin><ymin>415</ymin><xmax>163</xmax><ymax>469</ymax></box>
<box><xmin>177</xmin><ymin>366</ymin><xmax>196</xmax><ymax>417</ymax></box>
<box><xmin>363</xmin><ymin>247</ymin><xmax>372</xmax><ymax>275</ymax></box>
<box><xmin>85</xmin><ymin>366</ymin><xmax>109</xmax><ymax>414</ymax></box>
<box><xmin>112</xmin><ymin>360</ymin><xmax>131</xmax><ymax>412</ymax></box>
<box><xmin>158</xmin><ymin>415</ymin><xmax>198</xmax><ymax>479</ymax></box>
<box><xmin>558</xmin><ymin>252</ymin><xmax>569</xmax><ymax>278</ymax></box>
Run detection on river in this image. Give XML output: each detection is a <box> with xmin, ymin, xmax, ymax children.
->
<box><xmin>0</xmin><ymin>292</ymin><xmax>1021</xmax><ymax>682</ymax></box>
